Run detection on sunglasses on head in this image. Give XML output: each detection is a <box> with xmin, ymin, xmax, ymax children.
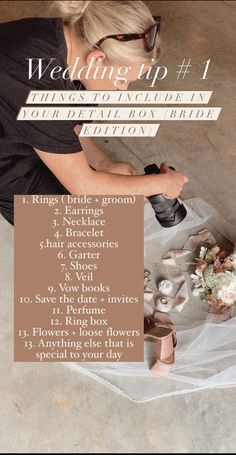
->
<box><xmin>94</xmin><ymin>15</ymin><xmax>161</xmax><ymax>52</ymax></box>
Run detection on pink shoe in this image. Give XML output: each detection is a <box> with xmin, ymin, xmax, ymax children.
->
<box><xmin>144</xmin><ymin>312</ymin><xmax>177</xmax><ymax>377</ymax></box>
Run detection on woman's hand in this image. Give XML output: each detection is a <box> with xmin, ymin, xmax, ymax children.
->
<box><xmin>160</xmin><ymin>162</ymin><xmax>189</xmax><ymax>199</ymax></box>
<box><xmin>73</xmin><ymin>128</ymin><xmax>139</xmax><ymax>175</ymax></box>
<box><xmin>34</xmin><ymin>145</ymin><xmax>188</xmax><ymax>201</ymax></box>
<box><xmin>104</xmin><ymin>160</ymin><xmax>139</xmax><ymax>175</ymax></box>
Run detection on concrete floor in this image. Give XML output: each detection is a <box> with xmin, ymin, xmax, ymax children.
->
<box><xmin>0</xmin><ymin>1</ymin><xmax>236</xmax><ymax>452</ymax></box>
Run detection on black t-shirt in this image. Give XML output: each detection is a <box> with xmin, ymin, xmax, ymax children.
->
<box><xmin>0</xmin><ymin>17</ymin><xmax>83</xmax><ymax>196</ymax></box>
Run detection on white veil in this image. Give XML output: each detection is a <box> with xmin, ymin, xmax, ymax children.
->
<box><xmin>65</xmin><ymin>199</ymin><xmax>236</xmax><ymax>402</ymax></box>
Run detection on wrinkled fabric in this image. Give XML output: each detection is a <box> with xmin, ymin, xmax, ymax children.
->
<box><xmin>65</xmin><ymin>199</ymin><xmax>236</xmax><ymax>402</ymax></box>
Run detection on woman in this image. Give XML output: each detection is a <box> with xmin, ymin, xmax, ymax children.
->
<box><xmin>0</xmin><ymin>0</ymin><xmax>188</xmax><ymax>225</ymax></box>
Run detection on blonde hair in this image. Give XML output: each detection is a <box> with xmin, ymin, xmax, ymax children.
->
<box><xmin>51</xmin><ymin>1</ymin><xmax>160</xmax><ymax>63</ymax></box>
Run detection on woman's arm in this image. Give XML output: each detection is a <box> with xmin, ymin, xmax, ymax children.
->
<box><xmin>78</xmin><ymin>135</ymin><xmax>138</xmax><ymax>175</ymax></box>
<box><xmin>34</xmin><ymin>148</ymin><xmax>188</xmax><ymax>198</ymax></box>
<box><xmin>78</xmin><ymin>136</ymin><xmax>113</xmax><ymax>171</ymax></box>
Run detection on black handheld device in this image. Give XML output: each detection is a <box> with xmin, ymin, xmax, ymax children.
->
<box><xmin>144</xmin><ymin>163</ymin><xmax>187</xmax><ymax>228</ymax></box>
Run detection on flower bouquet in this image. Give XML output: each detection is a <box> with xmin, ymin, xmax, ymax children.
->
<box><xmin>191</xmin><ymin>244</ymin><xmax>236</xmax><ymax>315</ymax></box>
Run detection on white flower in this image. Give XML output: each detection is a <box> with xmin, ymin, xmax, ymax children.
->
<box><xmin>217</xmin><ymin>289</ymin><xmax>236</xmax><ymax>305</ymax></box>
<box><xmin>199</xmin><ymin>246</ymin><xmax>208</xmax><ymax>260</ymax></box>
<box><xmin>191</xmin><ymin>273</ymin><xmax>204</xmax><ymax>289</ymax></box>
<box><xmin>231</xmin><ymin>252</ymin><xmax>236</xmax><ymax>269</ymax></box>
<box><xmin>212</xmin><ymin>271</ymin><xmax>236</xmax><ymax>305</ymax></box>
<box><xmin>196</xmin><ymin>268</ymin><xmax>203</xmax><ymax>277</ymax></box>
<box><xmin>191</xmin><ymin>273</ymin><xmax>199</xmax><ymax>283</ymax></box>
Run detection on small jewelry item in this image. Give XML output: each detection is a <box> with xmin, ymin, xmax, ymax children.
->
<box><xmin>144</xmin><ymin>269</ymin><xmax>151</xmax><ymax>288</ymax></box>
<box><xmin>158</xmin><ymin>279</ymin><xmax>173</xmax><ymax>296</ymax></box>
<box><xmin>156</xmin><ymin>296</ymin><xmax>172</xmax><ymax>313</ymax></box>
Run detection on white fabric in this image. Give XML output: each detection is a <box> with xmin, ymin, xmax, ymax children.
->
<box><xmin>64</xmin><ymin>198</ymin><xmax>236</xmax><ymax>402</ymax></box>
